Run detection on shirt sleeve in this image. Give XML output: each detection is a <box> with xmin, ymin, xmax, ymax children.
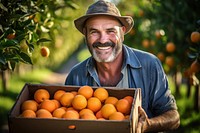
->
<box><xmin>150</xmin><ymin>59</ymin><xmax>177</xmax><ymax>116</ymax></box>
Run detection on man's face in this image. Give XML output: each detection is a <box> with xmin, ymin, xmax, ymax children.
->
<box><xmin>84</xmin><ymin>15</ymin><xmax>126</xmax><ymax>63</ymax></box>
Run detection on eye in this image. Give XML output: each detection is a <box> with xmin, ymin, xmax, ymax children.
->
<box><xmin>107</xmin><ymin>29</ymin><xmax>116</xmax><ymax>34</ymax></box>
<box><xmin>89</xmin><ymin>30</ymin><xmax>98</xmax><ymax>35</ymax></box>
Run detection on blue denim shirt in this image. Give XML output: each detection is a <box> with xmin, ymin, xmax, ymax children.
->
<box><xmin>65</xmin><ymin>45</ymin><xmax>177</xmax><ymax>118</ymax></box>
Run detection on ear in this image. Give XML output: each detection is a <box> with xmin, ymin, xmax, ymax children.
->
<box><xmin>83</xmin><ymin>27</ymin><xmax>87</xmax><ymax>35</ymax></box>
<box><xmin>122</xmin><ymin>26</ymin><xmax>126</xmax><ymax>34</ymax></box>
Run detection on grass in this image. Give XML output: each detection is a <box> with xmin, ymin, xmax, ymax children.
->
<box><xmin>167</xmin><ymin>76</ymin><xmax>200</xmax><ymax>133</ymax></box>
<box><xmin>0</xmin><ymin>68</ymin><xmax>200</xmax><ymax>132</ymax></box>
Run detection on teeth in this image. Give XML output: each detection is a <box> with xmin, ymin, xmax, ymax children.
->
<box><xmin>97</xmin><ymin>46</ymin><xmax>111</xmax><ymax>50</ymax></box>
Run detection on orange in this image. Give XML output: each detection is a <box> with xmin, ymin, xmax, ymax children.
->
<box><xmin>80</xmin><ymin>113</ymin><xmax>97</xmax><ymax>120</ymax></box>
<box><xmin>72</xmin><ymin>95</ymin><xmax>87</xmax><ymax>110</ymax></box>
<box><xmin>98</xmin><ymin>118</ymin><xmax>106</xmax><ymax>120</ymax></box>
<box><xmin>71</xmin><ymin>91</ymin><xmax>78</xmax><ymax>96</ymax></box>
<box><xmin>87</xmin><ymin>97</ymin><xmax>102</xmax><ymax>113</ymax></box>
<box><xmin>53</xmin><ymin>90</ymin><xmax>66</xmax><ymax>100</ymax></box>
<box><xmin>138</xmin><ymin>10</ymin><xmax>144</xmax><ymax>17</ymax></box>
<box><xmin>165</xmin><ymin>56</ymin><xmax>174</xmax><ymax>68</ymax></box>
<box><xmin>60</xmin><ymin>107</ymin><xmax>67</xmax><ymax>111</ymax></box>
<box><xmin>190</xmin><ymin>60</ymin><xmax>200</xmax><ymax>74</ymax></box>
<box><xmin>51</xmin><ymin>99</ymin><xmax>61</xmax><ymax>109</ymax></box>
<box><xmin>21</xmin><ymin>110</ymin><xmax>36</xmax><ymax>118</ymax></box>
<box><xmin>166</xmin><ymin>42</ymin><xmax>176</xmax><ymax>53</ymax></box>
<box><xmin>78</xmin><ymin>85</ymin><xmax>93</xmax><ymax>99</ymax></box>
<box><xmin>52</xmin><ymin>108</ymin><xmax>66</xmax><ymax>118</ymax></box>
<box><xmin>109</xmin><ymin>112</ymin><xmax>125</xmax><ymax>120</ymax></box>
<box><xmin>101</xmin><ymin>104</ymin><xmax>117</xmax><ymax>119</ymax></box>
<box><xmin>79</xmin><ymin>109</ymin><xmax>94</xmax><ymax>117</ymax></box>
<box><xmin>7</xmin><ymin>33</ymin><xmax>16</xmax><ymax>40</ymax></box>
<box><xmin>40</xmin><ymin>46</ymin><xmax>50</xmax><ymax>57</ymax></box>
<box><xmin>66</xmin><ymin>107</ymin><xmax>76</xmax><ymax>111</ymax></box>
<box><xmin>62</xmin><ymin>110</ymin><xmax>79</xmax><ymax>119</ymax></box>
<box><xmin>190</xmin><ymin>31</ymin><xmax>200</xmax><ymax>43</ymax></box>
<box><xmin>115</xmin><ymin>99</ymin><xmax>131</xmax><ymax>115</ymax></box>
<box><xmin>105</xmin><ymin>96</ymin><xmax>118</xmax><ymax>106</ymax></box>
<box><xmin>59</xmin><ymin>92</ymin><xmax>74</xmax><ymax>107</ymax></box>
<box><xmin>21</xmin><ymin>100</ymin><xmax>38</xmax><ymax>112</ymax></box>
<box><xmin>93</xmin><ymin>87</ymin><xmax>109</xmax><ymax>102</ymax></box>
<box><xmin>125</xmin><ymin>115</ymin><xmax>130</xmax><ymax>120</ymax></box>
<box><xmin>183</xmin><ymin>68</ymin><xmax>191</xmax><ymax>78</ymax></box>
<box><xmin>39</xmin><ymin>100</ymin><xmax>56</xmax><ymax>113</ymax></box>
<box><xmin>36</xmin><ymin>109</ymin><xmax>52</xmax><ymax>118</ymax></box>
<box><xmin>34</xmin><ymin>89</ymin><xmax>50</xmax><ymax>103</ymax></box>
<box><xmin>155</xmin><ymin>30</ymin><xmax>162</xmax><ymax>39</ymax></box>
<box><xmin>142</xmin><ymin>39</ymin><xmax>150</xmax><ymax>48</ymax></box>
<box><xmin>28</xmin><ymin>15</ymin><xmax>35</xmax><ymax>19</ymax></box>
<box><xmin>95</xmin><ymin>110</ymin><xmax>103</xmax><ymax>119</ymax></box>
<box><xmin>150</xmin><ymin>40</ymin><xmax>155</xmax><ymax>46</ymax></box>
<box><xmin>123</xmin><ymin>96</ymin><xmax>134</xmax><ymax>105</ymax></box>
<box><xmin>157</xmin><ymin>52</ymin><xmax>165</xmax><ymax>62</ymax></box>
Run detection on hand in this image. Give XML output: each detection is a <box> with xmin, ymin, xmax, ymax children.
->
<box><xmin>136</xmin><ymin>107</ymin><xmax>180</xmax><ymax>133</ymax></box>
<box><xmin>136</xmin><ymin>106</ymin><xmax>149</xmax><ymax>133</ymax></box>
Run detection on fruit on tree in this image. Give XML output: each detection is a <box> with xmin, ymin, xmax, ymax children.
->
<box><xmin>40</xmin><ymin>46</ymin><xmax>50</xmax><ymax>57</ymax></box>
<box><xmin>190</xmin><ymin>60</ymin><xmax>200</xmax><ymax>74</ymax></box>
<box><xmin>166</xmin><ymin>42</ymin><xmax>176</xmax><ymax>53</ymax></box>
<box><xmin>190</xmin><ymin>31</ymin><xmax>200</xmax><ymax>43</ymax></box>
<box><xmin>6</xmin><ymin>33</ymin><xmax>16</xmax><ymax>40</ymax></box>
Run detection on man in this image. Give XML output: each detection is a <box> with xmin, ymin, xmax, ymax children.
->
<box><xmin>65</xmin><ymin>0</ymin><xmax>180</xmax><ymax>132</ymax></box>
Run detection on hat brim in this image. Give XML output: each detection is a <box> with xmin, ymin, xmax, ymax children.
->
<box><xmin>74</xmin><ymin>13</ymin><xmax>134</xmax><ymax>35</ymax></box>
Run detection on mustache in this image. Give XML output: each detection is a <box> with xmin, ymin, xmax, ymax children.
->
<box><xmin>92</xmin><ymin>42</ymin><xmax>115</xmax><ymax>48</ymax></box>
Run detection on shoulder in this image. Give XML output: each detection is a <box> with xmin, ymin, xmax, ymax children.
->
<box><xmin>132</xmin><ymin>47</ymin><xmax>158</xmax><ymax>61</ymax></box>
<box><xmin>124</xmin><ymin>45</ymin><xmax>161</xmax><ymax>67</ymax></box>
<box><xmin>68</xmin><ymin>57</ymin><xmax>91</xmax><ymax>74</ymax></box>
<box><xmin>65</xmin><ymin>57</ymin><xmax>92</xmax><ymax>85</ymax></box>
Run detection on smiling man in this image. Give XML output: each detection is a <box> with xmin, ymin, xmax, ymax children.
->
<box><xmin>86</xmin><ymin>16</ymin><xmax>124</xmax><ymax>62</ymax></box>
<box><xmin>65</xmin><ymin>1</ymin><xmax>180</xmax><ymax>132</ymax></box>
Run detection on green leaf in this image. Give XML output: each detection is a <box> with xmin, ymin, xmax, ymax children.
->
<box><xmin>19</xmin><ymin>52</ymin><xmax>33</xmax><ymax>64</ymax></box>
<box><xmin>7</xmin><ymin>61</ymin><xmax>16</xmax><ymax>71</ymax></box>
<box><xmin>28</xmin><ymin>43</ymin><xmax>34</xmax><ymax>52</ymax></box>
<box><xmin>0</xmin><ymin>53</ymin><xmax>6</xmax><ymax>65</ymax></box>
<box><xmin>37</xmin><ymin>38</ymin><xmax>51</xmax><ymax>44</ymax></box>
<box><xmin>66</xmin><ymin>1</ymin><xmax>79</xmax><ymax>10</ymax></box>
<box><xmin>0</xmin><ymin>3</ymin><xmax>8</xmax><ymax>12</ymax></box>
<box><xmin>189</xmin><ymin>47</ymin><xmax>198</xmax><ymax>52</ymax></box>
<box><xmin>40</xmin><ymin>25</ymin><xmax>50</xmax><ymax>32</ymax></box>
<box><xmin>3</xmin><ymin>40</ymin><xmax>19</xmax><ymax>47</ymax></box>
<box><xmin>11</xmin><ymin>62</ymin><xmax>16</xmax><ymax>71</ymax></box>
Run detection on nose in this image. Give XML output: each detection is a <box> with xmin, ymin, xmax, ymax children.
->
<box><xmin>99</xmin><ymin>32</ymin><xmax>109</xmax><ymax>44</ymax></box>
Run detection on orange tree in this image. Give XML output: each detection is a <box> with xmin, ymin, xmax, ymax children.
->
<box><xmin>0</xmin><ymin>0</ymin><xmax>78</xmax><ymax>71</ymax></box>
<box><xmin>119</xmin><ymin>0</ymin><xmax>200</xmax><ymax>93</ymax></box>
<box><xmin>0</xmin><ymin>0</ymin><xmax>79</xmax><ymax>91</ymax></box>
<box><xmin>119</xmin><ymin>0</ymin><xmax>200</xmax><ymax>128</ymax></box>
<box><xmin>187</xmin><ymin>21</ymin><xmax>200</xmax><ymax>112</ymax></box>
<box><xmin>188</xmin><ymin>21</ymin><xmax>200</xmax><ymax>81</ymax></box>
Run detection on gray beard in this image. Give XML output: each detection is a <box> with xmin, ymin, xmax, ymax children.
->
<box><xmin>92</xmin><ymin>44</ymin><xmax>122</xmax><ymax>63</ymax></box>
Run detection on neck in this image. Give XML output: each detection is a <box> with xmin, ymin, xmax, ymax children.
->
<box><xmin>96</xmin><ymin>51</ymin><xmax>123</xmax><ymax>86</ymax></box>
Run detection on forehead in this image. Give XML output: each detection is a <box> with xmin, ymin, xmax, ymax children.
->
<box><xmin>85</xmin><ymin>15</ymin><xmax>121</xmax><ymax>28</ymax></box>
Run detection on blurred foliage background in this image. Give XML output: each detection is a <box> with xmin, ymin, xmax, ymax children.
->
<box><xmin>0</xmin><ymin>0</ymin><xmax>200</xmax><ymax>132</ymax></box>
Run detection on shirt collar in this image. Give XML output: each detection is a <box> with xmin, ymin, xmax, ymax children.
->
<box><xmin>123</xmin><ymin>45</ymin><xmax>142</xmax><ymax>69</ymax></box>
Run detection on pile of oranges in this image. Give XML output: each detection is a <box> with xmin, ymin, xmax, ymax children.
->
<box><xmin>19</xmin><ymin>85</ymin><xmax>134</xmax><ymax>121</ymax></box>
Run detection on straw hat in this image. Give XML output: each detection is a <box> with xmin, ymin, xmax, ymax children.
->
<box><xmin>74</xmin><ymin>0</ymin><xmax>134</xmax><ymax>34</ymax></box>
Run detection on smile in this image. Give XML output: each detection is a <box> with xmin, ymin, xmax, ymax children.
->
<box><xmin>97</xmin><ymin>46</ymin><xmax>112</xmax><ymax>50</ymax></box>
